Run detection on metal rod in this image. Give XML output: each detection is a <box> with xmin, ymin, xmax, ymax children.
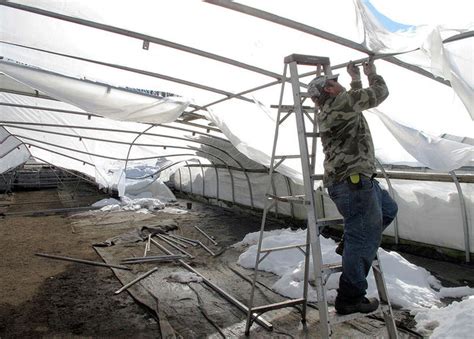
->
<box><xmin>143</xmin><ymin>234</ymin><xmax>151</xmax><ymax>257</ymax></box>
<box><xmin>122</xmin><ymin>255</ymin><xmax>185</xmax><ymax>261</ymax></box>
<box><xmin>121</xmin><ymin>256</ymin><xmax>185</xmax><ymax>264</ymax></box>
<box><xmin>204</xmin><ymin>0</ymin><xmax>452</xmax><ymax>86</ymax></box>
<box><xmin>35</xmin><ymin>253</ymin><xmax>131</xmax><ymax>270</ymax></box>
<box><xmin>155</xmin><ymin>235</ymin><xmax>195</xmax><ymax>259</ymax></box>
<box><xmin>193</xmin><ymin>225</ymin><xmax>218</xmax><ymax>245</ymax></box>
<box><xmin>376</xmin><ymin>158</ymin><xmax>399</xmax><ymax>244</ymax></box>
<box><xmin>0</xmin><ymin>41</ymin><xmax>254</xmax><ymax>103</ymax></box>
<box><xmin>169</xmin><ymin>234</ymin><xmax>200</xmax><ymax>246</ymax></box>
<box><xmin>198</xmin><ymin>241</ymin><xmax>216</xmax><ymax>256</ymax></box>
<box><xmin>150</xmin><ymin>238</ymin><xmax>273</xmax><ymax>330</ymax></box>
<box><xmin>449</xmin><ymin>171</ymin><xmax>471</xmax><ymax>263</ymax></box>
<box><xmin>160</xmin><ymin>234</ymin><xmax>189</xmax><ymax>248</ymax></box>
<box><xmin>114</xmin><ymin>267</ymin><xmax>159</xmax><ymax>294</ymax></box>
<box><xmin>0</xmin><ymin>2</ymin><xmax>281</xmax><ymax>80</ymax></box>
<box><xmin>2</xmin><ymin>120</ymin><xmax>245</xmax><ymax>168</ymax></box>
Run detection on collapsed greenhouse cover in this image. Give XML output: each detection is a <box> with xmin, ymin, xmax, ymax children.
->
<box><xmin>0</xmin><ymin>1</ymin><xmax>473</xmax><ymax>255</ymax></box>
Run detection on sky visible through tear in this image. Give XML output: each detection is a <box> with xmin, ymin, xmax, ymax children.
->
<box><xmin>362</xmin><ymin>0</ymin><xmax>415</xmax><ymax>32</ymax></box>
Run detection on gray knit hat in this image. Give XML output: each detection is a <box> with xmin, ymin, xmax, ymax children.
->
<box><xmin>307</xmin><ymin>74</ymin><xmax>339</xmax><ymax>98</ymax></box>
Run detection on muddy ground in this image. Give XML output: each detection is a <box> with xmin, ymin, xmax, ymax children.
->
<box><xmin>0</xmin><ymin>188</ymin><xmax>472</xmax><ymax>338</ymax></box>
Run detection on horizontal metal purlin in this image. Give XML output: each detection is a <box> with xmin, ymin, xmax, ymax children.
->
<box><xmin>22</xmin><ymin>143</ymin><xmax>95</xmax><ymax>167</ymax></box>
<box><xmin>31</xmin><ymin>155</ymin><xmax>97</xmax><ymax>185</ymax></box>
<box><xmin>0</xmin><ymin>40</ymin><xmax>254</xmax><ymax>105</ymax></box>
<box><xmin>0</xmin><ymin>88</ymin><xmax>58</xmax><ymax>101</ymax></box>
<box><xmin>0</xmin><ymin>102</ymin><xmax>100</xmax><ymax>118</ymax></box>
<box><xmin>0</xmin><ymin>3</ymin><xmax>281</xmax><ymax>80</ymax></box>
<box><xmin>0</xmin><ymin>99</ymin><xmax>225</xmax><ymax>141</ymax></box>
<box><xmin>205</xmin><ymin>0</ymin><xmax>451</xmax><ymax>87</ymax></box>
<box><xmin>15</xmin><ymin>134</ymin><xmax>225</xmax><ymax>164</ymax></box>
<box><xmin>0</xmin><ymin>120</ymin><xmax>240</xmax><ymax>165</ymax></box>
<box><xmin>184</xmin><ymin>163</ymin><xmax>267</xmax><ymax>173</ymax></box>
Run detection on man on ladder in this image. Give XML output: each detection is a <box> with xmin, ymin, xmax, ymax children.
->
<box><xmin>307</xmin><ymin>58</ymin><xmax>398</xmax><ymax>315</ymax></box>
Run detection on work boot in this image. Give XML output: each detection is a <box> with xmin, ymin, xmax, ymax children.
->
<box><xmin>335</xmin><ymin>297</ymin><xmax>379</xmax><ymax>315</ymax></box>
<box><xmin>335</xmin><ymin>238</ymin><xmax>344</xmax><ymax>256</ymax></box>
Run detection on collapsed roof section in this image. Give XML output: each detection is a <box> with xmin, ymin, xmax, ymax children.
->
<box><xmin>0</xmin><ymin>0</ymin><xmax>473</xmax><ymax>189</ymax></box>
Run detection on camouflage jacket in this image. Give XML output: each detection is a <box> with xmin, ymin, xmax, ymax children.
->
<box><xmin>316</xmin><ymin>74</ymin><xmax>389</xmax><ymax>186</ymax></box>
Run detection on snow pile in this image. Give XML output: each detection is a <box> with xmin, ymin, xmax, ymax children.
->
<box><xmin>413</xmin><ymin>296</ymin><xmax>474</xmax><ymax>338</ymax></box>
<box><xmin>236</xmin><ymin>228</ymin><xmax>474</xmax><ymax>336</ymax></box>
<box><xmin>168</xmin><ymin>271</ymin><xmax>203</xmax><ymax>283</ymax></box>
<box><xmin>92</xmin><ymin>196</ymin><xmax>165</xmax><ymax>213</ymax></box>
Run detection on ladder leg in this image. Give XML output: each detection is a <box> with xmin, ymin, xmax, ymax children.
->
<box><xmin>245</xmin><ymin>64</ymin><xmax>289</xmax><ymax>335</ymax></box>
<box><xmin>373</xmin><ymin>252</ymin><xmax>399</xmax><ymax>339</ymax></box>
<box><xmin>288</xmin><ymin>60</ymin><xmax>331</xmax><ymax>338</ymax></box>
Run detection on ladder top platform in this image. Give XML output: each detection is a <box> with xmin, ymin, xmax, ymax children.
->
<box><xmin>284</xmin><ymin>54</ymin><xmax>330</xmax><ymax>66</ymax></box>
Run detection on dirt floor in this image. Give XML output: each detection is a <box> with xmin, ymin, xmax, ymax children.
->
<box><xmin>0</xmin><ymin>188</ymin><xmax>472</xmax><ymax>338</ymax></box>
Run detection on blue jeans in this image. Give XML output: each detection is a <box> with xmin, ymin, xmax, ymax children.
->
<box><xmin>328</xmin><ymin>176</ymin><xmax>398</xmax><ymax>302</ymax></box>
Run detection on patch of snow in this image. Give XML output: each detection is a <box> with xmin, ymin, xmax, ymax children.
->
<box><xmin>236</xmin><ymin>228</ymin><xmax>474</xmax><ymax>336</ymax></box>
<box><xmin>413</xmin><ymin>296</ymin><xmax>474</xmax><ymax>338</ymax></box>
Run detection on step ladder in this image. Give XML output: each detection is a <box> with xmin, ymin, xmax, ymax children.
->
<box><xmin>244</xmin><ymin>54</ymin><xmax>398</xmax><ymax>338</ymax></box>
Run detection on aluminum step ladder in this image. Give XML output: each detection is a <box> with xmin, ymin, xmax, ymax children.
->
<box><xmin>244</xmin><ymin>54</ymin><xmax>398</xmax><ymax>338</ymax></box>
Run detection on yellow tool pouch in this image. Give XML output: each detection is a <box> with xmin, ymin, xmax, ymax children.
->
<box><xmin>349</xmin><ymin>174</ymin><xmax>360</xmax><ymax>184</ymax></box>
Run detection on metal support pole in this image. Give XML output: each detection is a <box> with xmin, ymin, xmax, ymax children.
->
<box><xmin>185</xmin><ymin>161</ymin><xmax>193</xmax><ymax>194</ymax></box>
<box><xmin>449</xmin><ymin>171</ymin><xmax>471</xmax><ymax>263</ymax></box>
<box><xmin>197</xmin><ymin>159</ymin><xmax>205</xmax><ymax>196</ymax></box>
<box><xmin>376</xmin><ymin>159</ymin><xmax>400</xmax><ymax>245</ymax></box>
<box><xmin>284</xmin><ymin>175</ymin><xmax>295</xmax><ymax>219</ymax></box>
<box><xmin>178</xmin><ymin>168</ymin><xmax>183</xmax><ymax>192</ymax></box>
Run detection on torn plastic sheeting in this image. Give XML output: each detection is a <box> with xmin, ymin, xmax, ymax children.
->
<box><xmin>373</xmin><ymin>109</ymin><xmax>474</xmax><ymax>171</ymax></box>
<box><xmin>0</xmin><ymin>59</ymin><xmax>190</xmax><ymax>124</ymax></box>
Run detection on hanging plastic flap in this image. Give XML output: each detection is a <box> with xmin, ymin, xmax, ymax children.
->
<box><xmin>0</xmin><ymin>59</ymin><xmax>189</xmax><ymax>124</ymax></box>
<box><xmin>0</xmin><ymin>127</ymin><xmax>31</xmax><ymax>173</ymax></box>
<box><xmin>373</xmin><ymin>109</ymin><xmax>474</xmax><ymax>171</ymax></box>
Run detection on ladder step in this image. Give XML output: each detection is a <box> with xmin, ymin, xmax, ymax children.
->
<box><xmin>274</xmin><ymin>155</ymin><xmax>302</xmax><ymax>159</ymax></box>
<box><xmin>329</xmin><ymin>304</ymin><xmax>391</xmax><ymax>325</ymax></box>
<box><xmin>311</xmin><ymin>174</ymin><xmax>324</xmax><ymax>180</ymax></box>
<box><xmin>305</xmin><ymin>132</ymin><xmax>320</xmax><ymax>138</ymax></box>
<box><xmin>316</xmin><ymin>217</ymin><xmax>344</xmax><ymax>227</ymax></box>
<box><xmin>284</xmin><ymin>54</ymin><xmax>330</xmax><ymax>66</ymax></box>
<box><xmin>321</xmin><ymin>262</ymin><xmax>343</xmax><ymax>275</ymax></box>
<box><xmin>266</xmin><ymin>194</ymin><xmax>309</xmax><ymax>205</ymax></box>
<box><xmin>261</xmin><ymin>243</ymin><xmax>308</xmax><ymax>253</ymax></box>
<box><xmin>251</xmin><ymin>298</ymin><xmax>306</xmax><ymax>313</ymax></box>
<box><xmin>270</xmin><ymin>104</ymin><xmax>315</xmax><ymax>112</ymax></box>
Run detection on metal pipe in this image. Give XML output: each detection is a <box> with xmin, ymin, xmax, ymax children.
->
<box><xmin>197</xmin><ymin>159</ymin><xmax>206</xmax><ymax>196</ymax></box>
<box><xmin>114</xmin><ymin>267</ymin><xmax>159</xmax><ymax>294</ymax></box>
<box><xmin>160</xmin><ymin>234</ymin><xmax>189</xmax><ymax>248</ymax></box>
<box><xmin>198</xmin><ymin>241</ymin><xmax>216</xmax><ymax>256</ymax></box>
<box><xmin>178</xmin><ymin>168</ymin><xmax>182</xmax><ymax>192</ymax></box>
<box><xmin>204</xmin><ymin>0</ymin><xmax>452</xmax><ymax>87</ymax></box>
<box><xmin>194</xmin><ymin>225</ymin><xmax>218</xmax><ymax>245</ymax></box>
<box><xmin>122</xmin><ymin>255</ymin><xmax>185</xmax><ymax>262</ymax></box>
<box><xmin>0</xmin><ymin>2</ymin><xmax>281</xmax><ymax>80</ymax></box>
<box><xmin>155</xmin><ymin>234</ymin><xmax>195</xmax><ymax>259</ymax></box>
<box><xmin>148</xmin><ymin>237</ymin><xmax>273</xmax><ymax>330</ymax></box>
<box><xmin>0</xmin><ymin>40</ymin><xmax>254</xmax><ymax>104</ymax></box>
<box><xmin>169</xmin><ymin>234</ymin><xmax>200</xmax><ymax>246</ymax></box>
<box><xmin>376</xmin><ymin>159</ymin><xmax>399</xmax><ymax>244</ymax></box>
<box><xmin>449</xmin><ymin>171</ymin><xmax>471</xmax><ymax>263</ymax></box>
<box><xmin>35</xmin><ymin>253</ymin><xmax>131</xmax><ymax>270</ymax></box>
<box><xmin>186</xmin><ymin>161</ymin><xmax>193</xmax><ymax>194</ymax></box>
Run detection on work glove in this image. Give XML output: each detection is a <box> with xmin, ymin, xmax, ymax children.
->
<box><xmin>363</xmin><ymin>57</ymin><xmax>377</xmax><ymax>76</ymax></box>
<box><xmin>346</xmin><ymin>61</ymin><xmax>360</xmax><ymax>81</ymax></box>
